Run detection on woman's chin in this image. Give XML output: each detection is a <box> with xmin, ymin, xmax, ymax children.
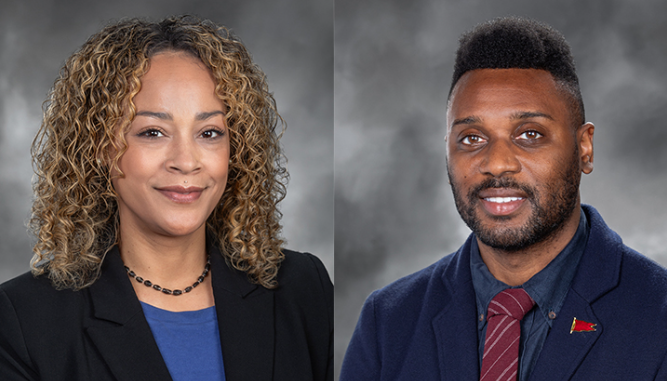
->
<box><xmin>163</xmin><ymin>225</ymin><xmax>207</xmax><ymax>238</ymax></box>
<box><xmin>146</xmin><ymin>218</ymin><xmax>208</xmax><ymax>239</ymax></box>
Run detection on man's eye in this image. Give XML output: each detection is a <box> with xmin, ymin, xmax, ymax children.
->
<box><xmin>517</xmin><ymin>130</ymin><xmax>543</xmax><ymax>140</ymax></box>
<box><xmin>461</xmin><ymin>135</ymin><xmax>485</xmax><ymax>145</ymax></box>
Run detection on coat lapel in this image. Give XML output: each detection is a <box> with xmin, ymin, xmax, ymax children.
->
<box><xmin>83</xmin><ymin>244</ymin><xmax>277</xmax><ymax>380</ymax></box>
<box><xmin>529</xmin><ymin>206</ymin><xmax>621</xmax><ymax>381</ymax></box>
<box><xmin>432</xmin><ymin>237</ymin><xmax>480</xmax><ymax>381</ymax></box>
<box><xmin>209</xmin><ymin>248</ymin><xmax>275</xmax><ymax>380</ymax></box>
<box><xmin>84</xmin><ymin>247</ymin><xmax>173</xmax><ymax>381</ymax></box>
<box><xmin>527</xmin><ymin>292</ymin><xmax>602</xmax><ymax>381</ymax></box>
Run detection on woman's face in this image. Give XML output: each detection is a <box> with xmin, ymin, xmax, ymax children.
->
<box><xmin>112</xmin><ymin>52</ymin><xmax>229</xmax><ymax>239</ymax></box>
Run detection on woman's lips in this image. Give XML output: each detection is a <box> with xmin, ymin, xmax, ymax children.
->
<box><xmin>156</xmin><ymin>186</ymin><xmax>204</xmax><ymax>203</ymax></box>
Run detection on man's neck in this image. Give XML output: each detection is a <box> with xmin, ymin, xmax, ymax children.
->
<box><xmin>478</xmin><ymin>206</ymin><xmax>582</xmax><ymax>286</ymax></box>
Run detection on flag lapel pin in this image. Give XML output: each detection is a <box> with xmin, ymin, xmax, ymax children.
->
<box><xmin>570</xmin><ymin>317</ymin><xmax>597</xmax><ymax>334</ymax></box>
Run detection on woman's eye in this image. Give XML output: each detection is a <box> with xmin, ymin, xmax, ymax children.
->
<box><xmin>461</xmin><ymin>135</ymin><xmax>485</xmax><ymax>145</ymax></box>
<box><xmin>517</xmin><ymin>130</ymin><xmax>543</xmax><ymax>140</ymax></box>
<box><xmin>201</xmin><ymin>129</ymin><xmax>225</xmax><ymax>139</ymax></box>
<box><xmin>138</xmin><ymin>129</ymin><xmax>164</xmax><ymax>138</ymax></box>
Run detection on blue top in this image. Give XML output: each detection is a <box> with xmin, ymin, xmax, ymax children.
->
<box><xmin>141</xmin><ymin>302</ymin><xmax>226</xmax><ymax>381</ymax></box>
<box><xmin>471</xmin><ymin>209</ymin><xmax>589</xmax><ymax>381</ymax></box>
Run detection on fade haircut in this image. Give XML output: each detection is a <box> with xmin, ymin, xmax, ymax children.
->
<box><xmin>449</xmin><ymin>17</ymin><xmax>585</xmax><ymax>127</ymax></box>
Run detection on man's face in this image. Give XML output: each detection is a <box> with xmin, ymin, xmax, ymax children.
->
<box><xmin>446</xmin><ymin>69</ymin><xmax>594</xmax><ymax>251</ymax></box>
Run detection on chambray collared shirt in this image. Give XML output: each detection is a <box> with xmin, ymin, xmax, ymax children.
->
<box><xmin>471</xmin><ymin>209</ymin><xmax>590</xmax><ymax>381</ymax></box>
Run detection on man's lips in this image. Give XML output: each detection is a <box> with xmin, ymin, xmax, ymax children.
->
<box><xmin>477</xmin><ymin>187</ymin><xmax>527</xmax><ymax>199</ymax></box>
<box><xmin>483</xmin><ymin>196</ymin><xmax>524</xmax><ymax>203</ymax></box>
<box><xmin>476</xmin><ymin>188</ymin><xmax>528</xmax><ymax>216</ymax></box>
<box><xmin>156</xmin><ymin>186</ymin><xmax>205</xmax><ymax>203</ymax></box>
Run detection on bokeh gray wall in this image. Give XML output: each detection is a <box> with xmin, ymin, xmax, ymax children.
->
<box><xmin>0</xmin><ymin>0</ymin><xmax>333</xmax><ymax>281</ymax></box>
<box><xmin>334</xmin><ymin>0</ymin><xmax>667</xmax><ymax>378</ymax></box>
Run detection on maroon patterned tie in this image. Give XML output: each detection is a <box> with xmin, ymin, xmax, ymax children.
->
<box><xmin>480</xmin><ymin>288</ymin><xmax>535</xmax><ymax>381</ymax></box>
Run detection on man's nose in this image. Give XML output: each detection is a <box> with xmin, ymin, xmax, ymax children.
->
<box><xmin>479</xmin><ymin>139</ymin><xmax>521</xmax><ymax>177</ymax></box>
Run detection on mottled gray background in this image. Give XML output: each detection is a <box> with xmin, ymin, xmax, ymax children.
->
<box><xmin>4</xmin><ymin>0</ymin><xmax>667</xmax><ymax>377</ymax></box>
<box><xmin>334</xmin><ymin>0</ymin><xmax>667</xmax><ymax>378</ymax></box>
<box><xmin>0</xmin><ymin>0</ymin><xmax>333</xmax><ymax>281</ymax></box>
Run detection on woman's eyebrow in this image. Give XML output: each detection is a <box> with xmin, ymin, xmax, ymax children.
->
<box><xmin>134</xmin><ymin>110</ymin><xmax>224</xmax><ymax>121</ymax></box>
<box><xmin>135</xmin><ymin>110</ymin><xmax>172</xmax><ymax>120</ymax></box>
<box><xmin>195</xmin><ymin>110</ymin><xmax>224</xmax><ymax>121</ymax></box>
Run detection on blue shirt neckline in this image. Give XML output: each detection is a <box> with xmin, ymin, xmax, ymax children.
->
<box><xmin>471</xmin><ymin>208</ymin><xmax>590</xmax><ymax>380</ymax></box>
<box><xmin>140</xmin><ymin>301</ymin><xmax>226</xmax><ymax>381</ymax></box>
<box><xmin>472</xmin><ymin>208</ymin><xmax>589</xmax><ymax>327</ymax></box>
<box><xmin>140</xmin><ymin>301</ymin><xmax>217</xmax><ymax>324</ymax></box>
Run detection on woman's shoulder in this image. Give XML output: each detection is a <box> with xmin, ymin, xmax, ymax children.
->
<box><xmin>0</xmin><ymin>270</ymin><xmax>88</xmax><ymax>374</ymax></box>
<box><xmin>1</xmin><ymin>271</ymin><xmax>58</xmax><ymax>301</ymax></box>
<box><xmin>279</xmin><ymin>249</ymin><xmax>330</xmax><ymax>278</ymax></box>
<box><xmin>273</xmin><ymin>249</ymin><xmax>333</xmax><ymax>303</ymax></box>
<box><xmin>0</xmin><ymin>270</ymin><xmax>84</xmax><ymax>318</ymax></box>
<box><xmin>277</xmin><ymin>250</ymin><xmax>331</xmax><ymax>286</ymax></box>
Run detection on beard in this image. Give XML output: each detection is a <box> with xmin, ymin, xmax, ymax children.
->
<box><xmin>448</xmin><ymin>148</ymin><xmax>581</xmax><ymax>252</ymax></box>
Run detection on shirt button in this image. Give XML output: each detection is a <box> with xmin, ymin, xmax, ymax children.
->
<box><xmin>479</xmin><ymin>313</ymin><xmax>484</xmax><ymax>321</ymax></box>
<box><xmin>549</xmin><ymin>311</ymin><xmax>557</xmax><ymax>320</ymax></box>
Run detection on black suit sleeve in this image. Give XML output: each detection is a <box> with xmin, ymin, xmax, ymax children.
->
<box><xmin>305</xmin><ymin>253</ymin><xmax>334</xmax><ymax>381</ymax></box>
<box><xmin>0</xmin><ymin>288</ymin><xmax>39</xmax><ymax>381</ymax></box>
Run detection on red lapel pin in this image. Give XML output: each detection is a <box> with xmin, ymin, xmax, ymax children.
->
<box><xmin>570</xmin><ymin>317</ymin><xmax>597</xmax><ymax>334</ymax></box>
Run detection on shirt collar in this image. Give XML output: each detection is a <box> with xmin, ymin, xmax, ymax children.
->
<box><xmin>471</xmin><ymin>208</ymin><xmax>589</xmax><ymax>327</ymax></box>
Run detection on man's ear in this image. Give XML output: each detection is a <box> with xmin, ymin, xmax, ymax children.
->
<box><xmin>578</xmin><ymin>122</ymin><xmax>594</xmax><ymax>174</ymax></box>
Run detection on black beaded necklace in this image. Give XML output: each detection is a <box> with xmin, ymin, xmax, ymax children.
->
<box><xmin>124</xmin><ymin>255</ymin><xmax>211</xmax><ymax>296</ymax></box>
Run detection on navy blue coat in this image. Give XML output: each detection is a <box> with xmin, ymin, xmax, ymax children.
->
<box><xmin>341</xmin><ymin>205</ymin><xmax>667</xmax><ymax>380</ymax></box>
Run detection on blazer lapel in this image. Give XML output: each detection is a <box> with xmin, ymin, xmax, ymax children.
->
<box><xmin>210</xmin><ymin>248</ymin><xmax>275</xmax><ymax>380</ymax></box>
<box><xmin>527</xmin><ymin>292</ymin><xmax>602</xmax><ymax>381</ymax></box>
<box><xmin>84</xmin><ymin>247</ymin><xmax>173</xmax><ymax>381</ymax></box>
<box><xmin>529</xmin><ymin>206</ymin><xmax>621</xmax><ymax>381</ymax></box>
<box><xmin>432</xmin><ymin>238</ymin><xmax>480</xmax><ymax>381</ymax></box>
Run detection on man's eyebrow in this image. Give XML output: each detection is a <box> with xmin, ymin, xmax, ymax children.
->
<box><xmin>135</xmin><ymin>111</ymin><xmax>173</xmax><ymax>120</ymax></box>
<box><xmin>195</xmin><ymin>110</ymin><xmax>224</xmax><ymax>121</ymax></box>
<box><xmin>510</xmin><ymin>111</ymin><xmax>554</xmax><ymax>121</ymax></box>
<box><xmin>451</xmin><ymin>116</ymin><xmax>482</xmax><ymax>128</ymax></box>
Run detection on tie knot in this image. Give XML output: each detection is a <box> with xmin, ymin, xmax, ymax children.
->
<box><xmin>487</xmin><ymin>288</ymin><xmax>535</xmax><ymax>321</ymax></box>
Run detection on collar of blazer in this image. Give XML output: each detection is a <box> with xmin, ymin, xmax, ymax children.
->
<box><xmin>528</xmin><ymin>205</ymin><xmax>620</xmax><ymax>380</ymax></box>
<box><xmin>84</xmin><ymin>243</ymin><xmax>276</xmax><ymax>381</ymax></box>
<box><xmin>432</xmin><ymin>205</ymin><xmax>620</xmax><ymax>381</ymax></box>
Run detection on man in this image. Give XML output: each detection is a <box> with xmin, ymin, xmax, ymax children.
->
<box><xmin>340</xmin><ymin>17</ymin><xmax>667</xmax><ymax>380</ymax></box>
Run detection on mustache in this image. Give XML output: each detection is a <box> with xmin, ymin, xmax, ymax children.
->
<box><xmin>468</xmin><ymin>177</ymin><xmax>536</xmax><ymax>200</ymax></box>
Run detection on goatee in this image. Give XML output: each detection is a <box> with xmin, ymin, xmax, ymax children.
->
<box><xmin>448</xmin><ymin>148</ymin><xmax>581</xmax><ymax>252</ymax></box>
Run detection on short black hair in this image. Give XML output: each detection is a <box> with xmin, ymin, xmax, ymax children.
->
<box><xmin>449</xmin><ymin>17</ymin><xmax>585</xmax><ymax>126</ymax></box>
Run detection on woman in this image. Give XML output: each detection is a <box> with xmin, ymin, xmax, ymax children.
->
<box><xmin>0</xmin><ymin>16</ymin><xmax>332</xmax><ymax>381</ymax></box>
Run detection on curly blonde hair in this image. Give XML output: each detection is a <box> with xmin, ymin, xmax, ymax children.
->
<box><xmin>30</xmin><ymin>16</ymin><xmax>287</xmax><ymax>290</ymax></box>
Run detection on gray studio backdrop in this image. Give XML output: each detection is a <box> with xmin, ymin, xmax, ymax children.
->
<box><xmin>334</xmin><ymin>0</ymin><xmax>667</xmax><ymax>378</ymax></box>
<box><xmin>0</xmin><ymin>1</ymin><xmax>333</xmax><ymax>281</ymax></box>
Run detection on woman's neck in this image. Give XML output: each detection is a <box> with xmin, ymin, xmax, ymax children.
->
<box><xmin>118</xmin><ymin>223</ymin><xmax>215</xmax><ymax>311</ymax></box>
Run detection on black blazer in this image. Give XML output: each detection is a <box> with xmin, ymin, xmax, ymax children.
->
<box><xmin>0</xmin><ymin>246</ymin><xmax>333</xmax><ymax>381</ymax></box>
